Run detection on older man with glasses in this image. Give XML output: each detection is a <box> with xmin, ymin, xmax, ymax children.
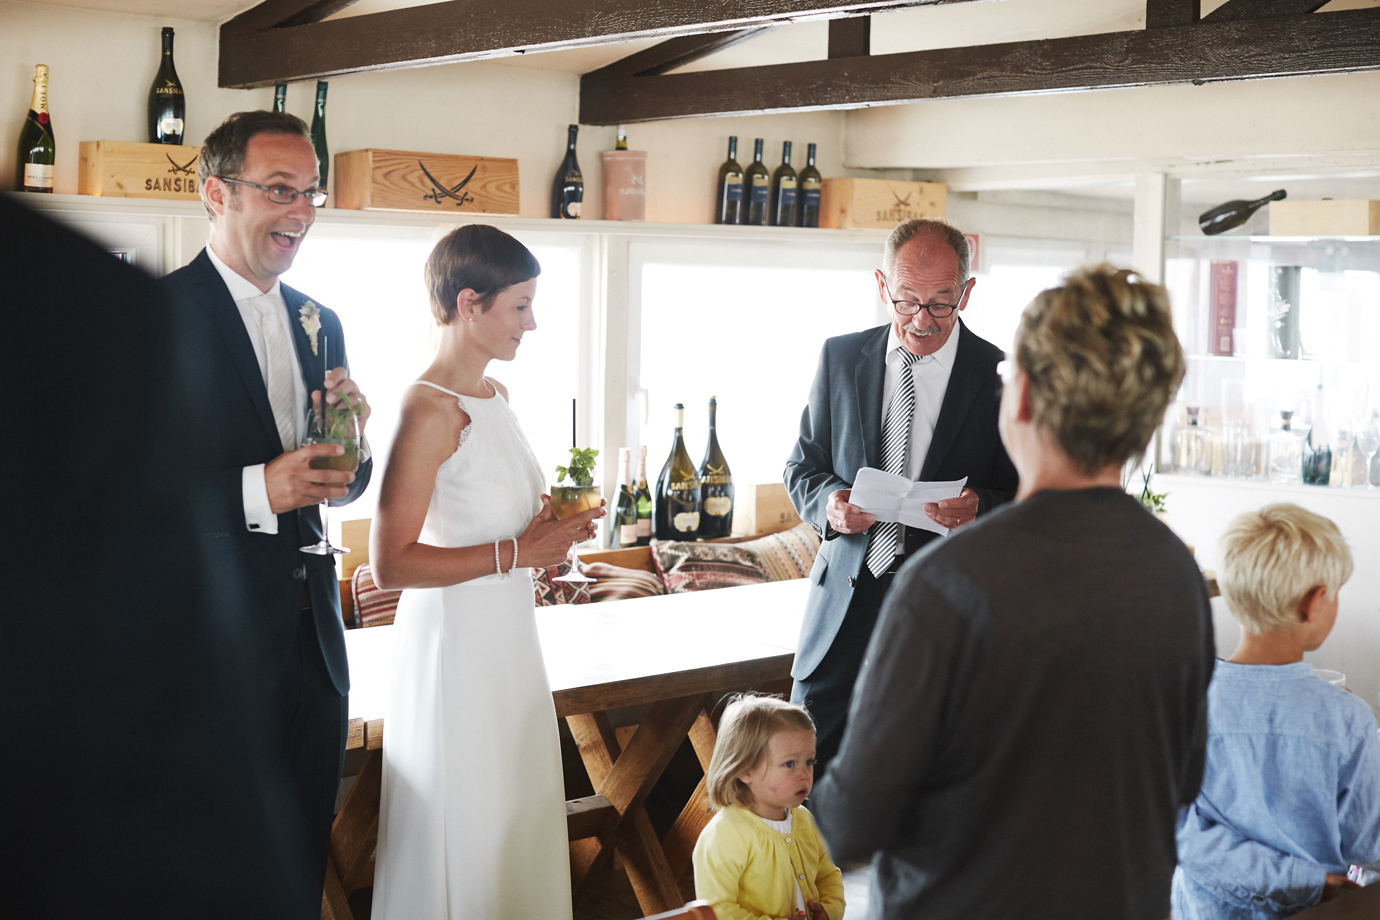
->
<box><xmin>163</xmin><ymin>110</ymin><xmax>372</xmax><ymax>918</ymax></box>
<box><xmin>785</xmin><ymin>218</ymin><xmax>1017</xmax><ymax>779</ymax></box>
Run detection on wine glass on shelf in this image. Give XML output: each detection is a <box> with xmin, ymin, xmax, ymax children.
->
<box><xmin>549</xmin><ymin>447</ymin><xmax>600</xmax><ymax>583</ymax></box>
<box><xmin>300</xmin><ymin>391</ymin><xmax>361</xmax><ymax>556</ymax></box>
<box><xmin>1356</xmin><ymin>412</ymin><xmax>1380</xmax><ymax>491</ymax></box>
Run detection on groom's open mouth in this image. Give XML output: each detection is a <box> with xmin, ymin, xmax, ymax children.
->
<box><xmin>269</xmin><ymin>228</ymin><xmax>304</xmax><ymax>253</ymax></box>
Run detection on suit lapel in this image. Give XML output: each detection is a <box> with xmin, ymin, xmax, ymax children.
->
<box><xmin>189</xmin><ymin>250</ymin><xmax>279</xmax><ymax>446</ymax></box>
<box><xmin>281</xmin><ymin>284</ymin><xmax>324</xmax><ymax>399</ymax></box>
<box><xmin>854</xmin><ymin>325</ymin><xmax>888</xmax><ymax>470</ymax></box>
<box><xmin>920</xmin><ymin>320</ymin><xmax>983</xmax><ymax>481</ymax></box>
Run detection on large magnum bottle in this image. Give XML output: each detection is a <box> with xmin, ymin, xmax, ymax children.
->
<box><xmin>551</xmin><ymin>124</ymin><xmax>584</xmax><ymax>219</ymax></box>
<box><xmin>310</xmin><ymin>81</ymin><xmax>329</xmax><ymax>190</ymax></box>
<box><xmin>272</xmin><ymin>83</ymin><xmax>287</xmax><ymax>113</ymax></box>
<box><xmin>715</xmin><ymin>136</ymin><xmax>744</xmax><ymax>225</ymax></box>
<box><xmin>16</xmin><ymin>65</ymin><xmax>54</xmax><ymax>193</ymax></box>
<box><xmin>634</xmin><ymin>445</ymin><xmax>653</xmax><ymax>546</ymax></box>
<box><xmin>1198</xmin><ymin>189</ymin><xmax>1286</xmax><ymax>235</ymax></box>
<box><xmin>147</xmin><ymin>28</ymin><xmax>185</xmax><ymax>145</ymax></box>
<box><xmin>797</xmin><ymin>142</ymin><xmax>822</xmax><ymax>228</ymax></box>
<box><xmin>769</xmin><ymin>141</ymin><xmax>797</xmax><ymax>227</ymax></box>
<box><xmin>743</xmin><ymin>138</ymin><xmax>769</xmax><ymax>226</ymax></box>
<box><xmin>612</xmin><ymin>447</ymin><xmax>638</xmax><ymax>549</ymax></box>
<box><xmin>697</xmin><ymin>396</ymin><xmax>734</xmax><ymax>539</ymax></box>
<box><xmin>654</xmin><ymin>404</ymin><xmax>702</xmax><ymax>540</ymax></box>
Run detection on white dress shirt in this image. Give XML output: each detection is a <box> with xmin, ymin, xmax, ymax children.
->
<box><xmin>206</xmin><ymin>244</ymin><xmax>307</xmax><ymax>536</ymax></box>
<box><xmin>880</xmin><ymin>321</ymin><xmax>961</xmax><ymax>548</ymax></box>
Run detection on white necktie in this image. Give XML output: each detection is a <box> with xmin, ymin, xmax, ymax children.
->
<box><xmin>252</xmin><ymin>294</ymin><xmax>298</xmax><ymax>453</ymax></box>
<box><xmin>865</xmin><ymin>348</ymin><xmax>921</xmax><ymax>578</ymax></box>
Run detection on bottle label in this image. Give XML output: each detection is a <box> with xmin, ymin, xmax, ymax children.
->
<box><xmin>159</xmin><ymin>116</ymin><xmax>184</xmax><ymax>136</ymax></box>
<box><xmin>619</xmin><ymin>523</ymin><xmax>638</xmax><ymax>544</ymax></box>
<box><xmin>701</xmin><ymin>471</ymin><xmax>731</xmax><ymax>485</ymax></box>
<box><xmin>724</xmin><ymin>175</ymin><xmax>742</xmax><ymax>186</ymax></box>
<box><xmin>779</xmin><ymin>188</ymin><xmax>797</xmax><ymax>209</ymax></box>
<box><xmin>703</xmin><ymin>497</ymin><xmax>732</xmax><ymax>517</ymax></box>
<box><xmin>23</xmin><ymin>163</ymin><xmax>54</xmax><ymax>188</ymax></box>
<box><xmin>673</xmin><ymin>511</ymin><xmax>701</xmax><ymax>532</ymax></box>
<box><xmin>567</xmin><ymin>201</ymin><xmax>582</xmax><ymax>218</ymax></box>
<box><xmin>779</xmin><ymin>177</ymin><xmax>797</xmax><ymax>189</ymax></box>
<box><xmin>670</xmin><ymin>479</ymin><xmax>701</xmax><ymax>490</ymax></box>
<box><xmin>636</xmin><ymin>519</ymin><xmax>652</xmax><ymax>538</ymax></box>
<box><xmin>802</xmin><ymin>189</ymin><xmax>821</xmax><ymax>209</ymax></box>
<box><xmin>750</xmin><ymin>183</ymin><xmax>769</xmax><ymax>206</ymax></box>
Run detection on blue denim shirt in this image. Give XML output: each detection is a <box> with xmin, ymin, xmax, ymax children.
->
<box><xmin>1173</xmin><ymin>661</ymin><xmax>1380</xmax><ymax>919</ymax></box>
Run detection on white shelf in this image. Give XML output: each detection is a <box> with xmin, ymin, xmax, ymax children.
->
<box><xmin>1157</xmin><ymin>472</ymin><xmax>1380</xmax><ymax>501</ymax></box>
<box><xmin>1169</xmin><ymin>235</ymin><xmax>1380</xmax><ymax>243</ymax></box>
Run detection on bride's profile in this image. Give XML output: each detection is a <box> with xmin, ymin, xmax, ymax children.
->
<box><xmin>369</xmin><ymin>224</ymin><xmax>603</xmax><ymax>919</ymax></box>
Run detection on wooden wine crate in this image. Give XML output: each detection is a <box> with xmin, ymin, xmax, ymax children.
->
<box><xmin>334</xmin><ymin>148</ymin><xmax>519</xmax><ymax>214</ymax></box>
<box><xmin>819</xmin><ymin>178</ymin><xmax>946</xmax><ymax>230</ymax></box>
<box><xmin>730</xmin><ymin>483</ymin><xmax>803</xmax><ymax>538</ymax></box>
<box><xmin>1269</xmin><ymin>199</ymin><xmax>1380</xmax><ymax>236</ymax></box>
<box><xmin>78</xmin><ymin>140</ymin><xmax>203</xmax><ymax>200</ymax></box>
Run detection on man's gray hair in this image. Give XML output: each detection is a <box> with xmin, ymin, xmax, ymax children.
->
<box><xmin>882</xmin><ymin>218</ymin><xmax>971</xmax><ymax>287</ymax></box>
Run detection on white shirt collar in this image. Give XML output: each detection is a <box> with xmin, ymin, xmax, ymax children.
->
<box><xmin>885</xmin><ymin>318</ymin><xmax>962</xmax><ymax>372</ymax></box>
<box><xmin>206</xmin><ymin>243</ymin><xmax>283</xmax><ymax>304</ymax></box>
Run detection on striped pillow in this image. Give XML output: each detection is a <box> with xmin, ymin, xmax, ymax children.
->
<box><xmin>351</xmin><ymin>563</ymin><xmax>402</xmax><ymax>629</ymax></box>
<box><xmin>651</xmin><ymin>540</ymin><xmax>771</xmax><ymax>594</ymax></box>
<box><xmin>735</xmin><ymin>522</ymin><xmax>821</xmax><ymax>582</ymax></box>
<box><xmin>578</xmin><ymin>561</ymin><xmax>666</xmax><ymax>603</ymax></box>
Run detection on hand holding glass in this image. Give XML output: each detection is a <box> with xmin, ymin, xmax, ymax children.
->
<box><xmin>300</xmin><ymin>391</ymin><xmax>361</xmax><ymax>555</ymax></box>
<box><xmin>550</xmin><ymin>450</ymin><xmax>601</xmax><ymax>583</ymax></box>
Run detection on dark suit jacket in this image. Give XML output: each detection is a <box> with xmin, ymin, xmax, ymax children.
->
<box><xmin>784</xmin><ymin>320</ymin><xmax>1018</xmax><ymax>681</ymax></box>
<box><xmin>164</xmin><ymin>249</ymin><xmax>371</xmax><ymax>697</ymax></box>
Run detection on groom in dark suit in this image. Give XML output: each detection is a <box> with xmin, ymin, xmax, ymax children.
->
<box><xmin>164</xmin><ymin>111</ymin><xmax>372</xmax><ymax>916</ymax></box>
<box><xmin>786</xmin><ymin>219</ymin><xmax>1017</xmax><ymax>777</ymax></box>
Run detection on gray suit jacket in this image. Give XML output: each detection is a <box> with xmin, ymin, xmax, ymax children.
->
<box><xmin>784</xmin><ymin>320</ymin><xmax>1017</xmax><ymax>681</ymax></box>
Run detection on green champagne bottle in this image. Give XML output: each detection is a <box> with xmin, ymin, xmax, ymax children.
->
<box><xmin>634</xmin><ymin>445</ymin><xmax>653</xmax><ymax>546</ymax></box>
<box><xmin>273</xmin><ymin>83</ymin><xmax>287</xmax><ymax>113</ymax></box>
<box><xmin>612</xmin><ymin>448</ymin><xmax>638</xmax><ymax>548</ymax></box>
<box><xmin>310</xmin><ymin>81</ymin><xmax>329</xmax><ymax>191</ymax></box>
<box><xmin>769</xmin><ymin>141</ymin><xmax>797</xmax><ymax>227</ymax></box>
<box><xmin>797</xmin><ymin>143</ymin><xmax>822</xmax><ymax>228</ymax></box>
<box><xmin>654</xmin><ymin>405</ymin><xmax>702</xmax><ymax>540</ymax></box>
<box><xmin>715</xmin><ymin>136</ymin><xmax>744</xmax><ymax>225</ymax></box>
<box><xmin>16</xmin><ymin>65</ymin><xmax>55</xmax><ymax>193</ymax></box>
<box><xmin>743</xmin><ymin>138</ymin><xmax>769</xmax><ymax>226</ymax></box>
<box><xmin>697</xmin><ymin>396</ymin><xmax>734</xmax><ymax>539</ymax></box>
<box><xmin>147</xmin><ymin>27</ymin><xmax>185</xmax><ymax>145</ymax></box>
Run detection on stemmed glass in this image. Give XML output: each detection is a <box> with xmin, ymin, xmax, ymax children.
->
<box><xmin>1356</xmin><ymin>413</ymin><xmax>1380</xmax><ymax>490</ymax></box>
<box><xmin>300</xmin><ymin>392</ymin><xmax>361</xmax><ymax>555</ymax></box>
<box><xmin>549</xmin><ymin>451</ymin><xmax>601</xmax><ymax>584</ymax></box>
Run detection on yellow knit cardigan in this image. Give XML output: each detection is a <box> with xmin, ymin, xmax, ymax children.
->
<box><xmin>692</xmin><ymin>805</ymin><xmax>845</xmax><ymax>920</ymax></box>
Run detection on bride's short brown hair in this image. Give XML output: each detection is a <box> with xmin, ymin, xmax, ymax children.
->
<box><xmin>425</xmin><ymin>224</ymin><xmax>541</xmax><ymax>324</ymax></box>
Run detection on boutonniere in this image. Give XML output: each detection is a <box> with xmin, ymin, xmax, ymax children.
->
<box><xmin>298</xmin><ymin>302</ymin><xmax>322</xmax><ymax>355</ymax></box>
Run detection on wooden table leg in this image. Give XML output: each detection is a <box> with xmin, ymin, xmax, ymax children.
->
<box><xmin>321</xmin><ymin>857</ymin><xmax>353</xmax><ymax>920</ymax></box>
<box><xmin>661</xmin><ymin>708</ymin><xmax>719</xmax><ymax>888</ymax></box>
<box><xmin>331</xmin><ymin>747</ymin><xmax>382</xmax><ymax>893</ymax></box>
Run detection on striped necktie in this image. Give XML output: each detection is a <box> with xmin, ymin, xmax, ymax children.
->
<box><xmin>865</xmin><ymin>347</ymin><xmax>921</xmax><ymax>578</ymax></box>
<box><xmin>251</xmin><ymin>293</ymin><xmax>299</xmax><ymax>453</ymax></box>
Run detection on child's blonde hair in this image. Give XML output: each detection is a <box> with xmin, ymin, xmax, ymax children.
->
<box><xmin>706</xmin><ymin>695</ymin><xmax>815</xmax><ymax>809</ymax></box>
<box><xmin>1218</xmin><ymin>503</ymin><xmax>1353</xmax><ymax>635</ymax></box>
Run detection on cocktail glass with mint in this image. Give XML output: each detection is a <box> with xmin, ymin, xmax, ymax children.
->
<box><xmin>301</xmin><ymin>392</ymin><xmax>361</xmax><ymax>556</ymax></box>
<box><xmin>550</xmin><ymin>447</ymin><xmax>600</xmax><ymax>583</ymax></box>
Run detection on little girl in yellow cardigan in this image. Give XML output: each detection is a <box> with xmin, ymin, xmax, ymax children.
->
<box><xmin>693</xmin><ymin>695</ymin><xmax>845</xmax><ymax>920</ymax></box>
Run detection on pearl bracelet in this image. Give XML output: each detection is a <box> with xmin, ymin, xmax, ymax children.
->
<box><xmin>494</xmin><ymin>536</ymin><xmax>520</xmax><ymax>579</ymax></box>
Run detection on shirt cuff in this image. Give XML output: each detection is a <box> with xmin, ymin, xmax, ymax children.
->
<box><xmin>242</xmin><ymin>464</ymin><xmax>278</xmax><ymax>535</ymax></box>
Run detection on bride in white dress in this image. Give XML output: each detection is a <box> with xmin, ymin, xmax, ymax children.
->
<box><xmin>370</xmin><ymin>225</ymin><xmax>603</xmax><ymax>919</ymax></box>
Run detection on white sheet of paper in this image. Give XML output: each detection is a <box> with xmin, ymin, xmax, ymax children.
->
<box><xmin>849</xmin><ymin>468</ymin><xmax>969</xmax><ymax>536</ymax></box>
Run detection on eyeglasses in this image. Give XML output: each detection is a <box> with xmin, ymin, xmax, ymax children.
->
<box><xmin>882</xmin><ymin>279</ymin><xmax>966</xmax><ymax>318</ymax></box>
<box><xmin>217</xmin><ymin>176</ymin><xmax>328</xmax><ymax>208</ymax></box>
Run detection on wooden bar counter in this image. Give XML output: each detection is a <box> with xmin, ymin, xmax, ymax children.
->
<box><xmin>327</xmin><ymin>578</ymin><xmax>809</xmax><ymax>919</ymax></box>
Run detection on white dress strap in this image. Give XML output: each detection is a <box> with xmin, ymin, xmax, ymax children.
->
<box><xmin>412</xmin><ymin>379</ymin><xmax>466</xmax><ymax>401</ymax></box>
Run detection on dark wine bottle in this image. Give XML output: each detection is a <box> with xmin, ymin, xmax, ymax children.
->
<box><xmin>743</xmin><ymin>138</ymin><xmax>769</xmax><ymax>226</ymax></box>
<box><xmin>272</xmin><ymin>83</ymin><xmax>287</xmax><ymax>114</ymax></box>
<box><xmin>1199</xmin><ymin>189</ymin><xmax>1286</xmax><ymax>235</ymax></box>
<box><xmin>551</xmin><ymin>124</ymin><xmax>584</xmax><ymax>219</ymax></box>
<box><xmin>147</xmin><ymin>28</ymin><xmax>185</xmax><ymax>145</ymax></box>
<box><xmin>16</xmin><ymin>64</ymin><xmax>54</xmax><ymax>193</ymax></box>
<box><xmin>769</xmin><ymin>141</ymin><xmax>798</xmax><ymax>227</ymax></box>
<box><xmin>634</xmin><ymin>445</ymin><xmax>653</xmax><ymax>546</ymax></box>
<box><xmin>715</xmin><ymin>136</ymin><xmax>744</xmax><ymax>225</ymax></box>
<box><xmin>310</xmin><ymin>81</ymin><xmax>329</xmax><ymax>191</ymax></box>
<box><xmin>612</xmin><ymin>448</ymin><xmax>638</xmax><ymax>549</ymax></box>
<box><xmin>654</xmin><ymin>404</ymin><xmax>702</xmax><ymax>540</ymax></box>
<box><xmin>697</xmin><ymin>397</ymin><xmax>734</xmax><ymax>539</ymax></box>
<box><xmin>797</xmin><ymin>142</ymin><xmax>822</xmax><ymax>228</ymax></box>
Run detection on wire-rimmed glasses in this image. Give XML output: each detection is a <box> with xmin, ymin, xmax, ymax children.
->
<box><xmin>217</xmin><ymin>175</ymin><xmax>328</xmax><ymax>208</ymax></box>
<box><xmin>881</xmin><ymin>279</ymin><xmax>966</xmax><ymax>318</ymax></box>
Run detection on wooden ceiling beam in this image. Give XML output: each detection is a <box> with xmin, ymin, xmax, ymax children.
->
<box><xmin>578</xmin><ymin>7</ymin><xmax>1380</xmax><ymax>124</ymax></box>
<box><xmin>1202</xmin><ymin>0</ymin><xmax>1330</xmax><ymax>22</ymax></box>
<box><xmin>828</xmin><ymin>16</ymin><xmax>872</xmax><ymax>57</ymax></box>
<box><xmin>219</xmin><ymin>0</ymin><xmax>976</xmax><ymax>88</ymax></box>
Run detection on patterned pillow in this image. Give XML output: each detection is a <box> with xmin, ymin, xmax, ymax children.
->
<box><xmin>734</xmin><ymin>522</ymin><xmax>821</xmax><ymax>582</ymax></box>
<box><xmin>651</xmin><ymin>539</ymin><xmax>771</xmax><ymax>594</ymax></box>
<box><xmin>352</xmin><ymin>563</ymin><xmax>402</xmax><ymax>629</ymax></box>
<box><xmin>532</xmin><ymin>560</ymin><xmax>592</xmax><ymax>607</ymax></box>
<box><xmin>578</xmin><ymin>561</ymin><xmax>666</xmax><ymax>603</ymax></box>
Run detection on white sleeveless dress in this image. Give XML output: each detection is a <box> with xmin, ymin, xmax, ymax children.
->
<box><xmin>372</xmin><ymin>381</ymin><xmax>572</xmax><ymax>920</ymax></box>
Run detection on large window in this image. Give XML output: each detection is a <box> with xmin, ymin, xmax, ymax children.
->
<box><xmin>632</xmin><ymin>239</ymin><xmax>883</xmax><ymax>486</ymax></box>
<box><xmin>282</xmin><ymin>226</ymin><xmax>589</xmax><ymax>522</ymax></box>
